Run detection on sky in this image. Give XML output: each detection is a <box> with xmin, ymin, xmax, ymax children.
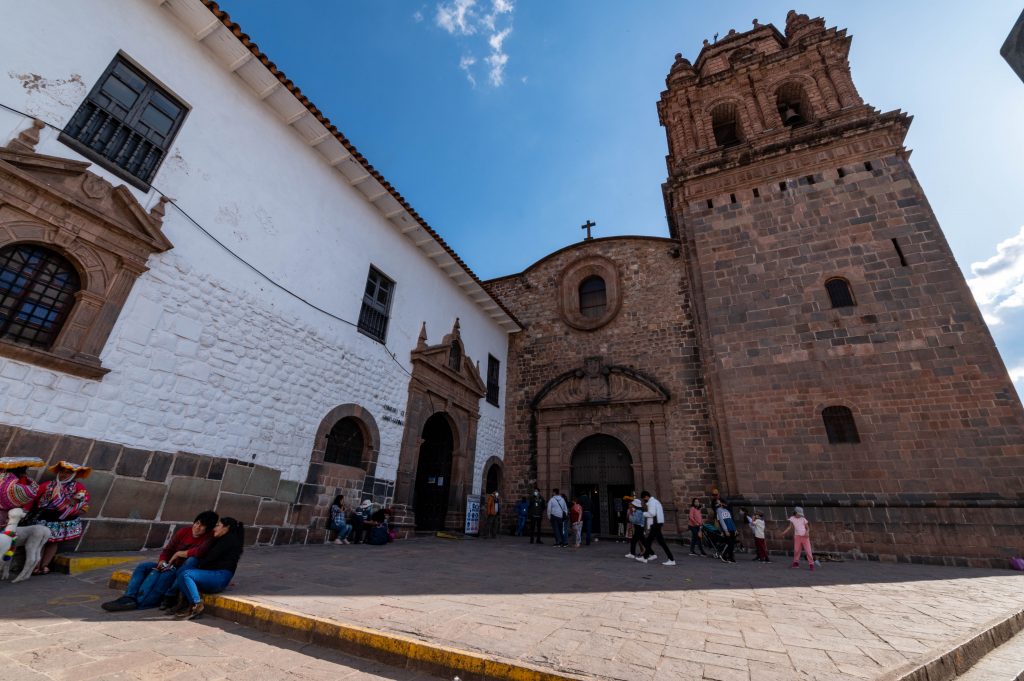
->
<box><xmin>218</xmin><ymin>1</ymin><xmax>1024</xmax><ymax>393</ymax></box>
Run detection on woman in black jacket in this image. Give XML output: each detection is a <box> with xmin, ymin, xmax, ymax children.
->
<box><xmin>171</xmin><ymin>517</ymin><xmax>244</xmax><ymax>620</ymax></box>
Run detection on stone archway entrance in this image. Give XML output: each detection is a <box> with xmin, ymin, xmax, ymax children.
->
<box><xmin>571</xmin><ymin>434</ymin><xmax>634</xmax><ymax>536</ymax></box>
<box><xmin>413</xmin><ymin>413</ymin><xmax>455</xmax><ymax>531</ymax></box>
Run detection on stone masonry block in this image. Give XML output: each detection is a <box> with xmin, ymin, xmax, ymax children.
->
<box><xmin>221</xmin><ymin>464</ymin><xmax>252</xmax><ymax>494</ymax></box>
<box><xmin>243</xmin><ymin>466</ymin><xmax>280</xmax><ymax>498</ymax></box>
<box><xmin>79</xmin><ymin>520</ymin><xmax>151</xmax><ymax>552</ymax></box>
<box><xmin>145</xmin><ymin>523</ymin><xmax>173</xmax><ymax>549</ymax></box>
<box><xmin>275</xmin><ymin>479</ymin><xmax>299</xmax><ymax>503</ymax></box>
<box><xmin>145</xmin><ymin>452</ymin><xmax>174</xmax><ymax>483</ymax></box>
<box><xmin>101</xmin><ymin>478</ymin><xmax>166</xmax><ymax>520</ymax></box>
<box><xmin>83</xmin><ymin>471</ymin><xmax>115</xmax><ymax>516</ymax></box>
<box><xmin>255</xmin><ymin>500</ymin><xmax>288</xmax><ymax>526</ymax></box>
<box><xmin>162</xmin><ymin>477</ymin><xmax>221</xmax><ymax>522</ymax></box>
<box><xmin>87</xmin><ymin>440</ymin><xmax>122</xmax><ymax>471</ymax></box>
<box><xmin>7</xmin><ymin>429</ymin><xmax>59</xmax><ymax>461</ymax></box>
<box><xmin>171</xmin><ymin>453</ymin><xmax>201</xmax><ymax>477</ymax></box>
<box><xmin>215</xmin><ymin>492</ymin><xmax>260</xmax><ymax>525</ymax></box>
<box><xmin>116</xmin><ymin>448</ymin><xmax>152</xmax><ymax>478</ymax></box>
<box><xmin>54</xmin><ymin>435</ymin><xmax>94</xmax><ymax>466</ymax></box>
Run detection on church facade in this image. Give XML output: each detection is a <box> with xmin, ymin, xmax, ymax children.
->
<box><xmin>0</xmin><ymin>4</ymin><xmax>1021</xmax><ymax>566</ymax></box>
<box><xmin>488</xmin><ymin>12</ymin><xmax>1024</xmax><ymax>567</ymax></box>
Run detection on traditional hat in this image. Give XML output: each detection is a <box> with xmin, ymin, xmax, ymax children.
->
<box><xmin>48</xmin><ymin>460</ymin><xmax>92</xmax><ymax>479</ymax></box>
<box><xmin>0</xmin><ymin>456</ymin><xmax>45</xmax><ymax>470</ymax></box>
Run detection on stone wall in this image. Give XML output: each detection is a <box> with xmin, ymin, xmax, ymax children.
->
<box><xmin>0</xmin><ymin>423</ymin><xmax>358</xmax><ymax>551</ymax></box>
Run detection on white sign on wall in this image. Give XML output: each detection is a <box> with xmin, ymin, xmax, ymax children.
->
<box><xmin>465</xmin><ymin>494</ymin><xmax>481</xmax><ymax>535</ymax></box>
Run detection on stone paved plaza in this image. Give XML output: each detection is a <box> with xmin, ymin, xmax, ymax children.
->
<box><xmin>12</xmin><ymin>536</ymin><xmax>1020</xmax><ymax>681</ymax></box>
<box><xmin>0</xmin><ymin>567</ymin><xmax>443</xmax><ymax>681</ymax></box>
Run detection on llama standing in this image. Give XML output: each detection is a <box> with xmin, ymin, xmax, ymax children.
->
<box><xmin>1</xmin><ymin>507</ymin><xmax>51</xmax><ymax>583</ymax></box>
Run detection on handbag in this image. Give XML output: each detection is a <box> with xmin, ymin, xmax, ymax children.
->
<box><xmin>1010</xmin><ymin>557</ymin><xmax>1024</xmax><ymax>571</ymax></box>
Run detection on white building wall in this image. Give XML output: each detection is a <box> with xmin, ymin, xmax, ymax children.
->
<box><xmin>0</xmin><ymin>0</ymin><xmax>508</xmax><ymax>483</ymax></box>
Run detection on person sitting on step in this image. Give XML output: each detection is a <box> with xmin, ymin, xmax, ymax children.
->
<box><xmin>102</xmin><ymin>510</ymin><xmax>218</xmax><ymax>612</ymax></box>
<box><xmin>171</xmin><ymin>517</ymin><xmax>245</xmax><ymax>620</ymax></box>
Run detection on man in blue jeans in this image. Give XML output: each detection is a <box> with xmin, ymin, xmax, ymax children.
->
<box><xmin>101</xmin><ymin>510</ymin><xmax>218</xmax><ymax>612</ymax></box>
<box><xmin>546</xmin><ymin>488</ymin><xmax>568</xmax><ymax>547</ymax></box>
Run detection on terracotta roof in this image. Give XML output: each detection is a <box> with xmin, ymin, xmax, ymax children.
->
<box><xmin>200</xmin><ymin>0</ymin><xmax>521</xmax><ymax>331</ymax></box>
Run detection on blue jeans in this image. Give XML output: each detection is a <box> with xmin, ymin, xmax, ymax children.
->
<box><xmin>515</xmin><ymin>515</ymin><xmax>526</xmax><ymax>536</ymax></box>
<box><xmin>175</xmin><ymin>567</ymin><xmax>233</xmax><ymax>605</ymax></box>
<box><xmin>126</xmin><ymin>560</ymin><xmax>190</xmax><ymax>609</ymax></box>
<box><xmin>331</xmin><ymin>520</ymin><xmax>352</xmax><ymax>541</ymax></box>
<box><xmin>582</xmin><ymin>511</ymin><xmax>592</xmax><ymax>545</ymax></box>
<box><xmin>550</xmin><ymin>517</ymin><xmax>566</xmax><ymax>545</ymax></box>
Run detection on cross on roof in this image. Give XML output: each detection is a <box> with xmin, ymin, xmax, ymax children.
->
<box><xmin>581</xmin><ymin>219</ymin><xmax>596</xmax><ymax>240</ymax></box>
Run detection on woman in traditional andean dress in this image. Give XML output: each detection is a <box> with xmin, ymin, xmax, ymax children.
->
<box><xmin>31</xmin><ymin>460</ymin><xmax>90</xmax><ymax>574</ymax></box>
<box><xmin>0</xmin><ymin>457</ymin><xmax>44</xmax><ymax>526</ymax></box>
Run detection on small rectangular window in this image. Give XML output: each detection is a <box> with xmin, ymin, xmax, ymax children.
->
<box><xmin>60</xmin><ymin>54</ymin><xmax>188</xmax><ymax>190</ymax></box>
<box><xmin>357</xmin><ymin>266</ymin><xmax>394</xmax><ymax>343</ymax></box>
<box><xmin>486</xmin><ymin>354</ymin><xmax>500</xmax><ymax>407</ymax></box>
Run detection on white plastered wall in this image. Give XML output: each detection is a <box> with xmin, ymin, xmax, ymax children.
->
<box><xmin>0</xmin><ymin>0</ymin><xmax>508</xmax><ymax>483</ymax></box>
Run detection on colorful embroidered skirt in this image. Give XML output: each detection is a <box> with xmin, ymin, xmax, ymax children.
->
<box><xmin>43</xmin><ymin>518</ymin><xmax>83</xmax><ymax>543</ymax></box>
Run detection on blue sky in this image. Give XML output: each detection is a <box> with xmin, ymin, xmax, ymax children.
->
<box><xmin>219</xmin><ymin>1</ymin><xmax>1024</xmax><ymax>391</ymax></box>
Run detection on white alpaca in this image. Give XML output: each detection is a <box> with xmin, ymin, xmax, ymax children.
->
<box><xmin>1</xmin><ymin>508</ymin><xmax>51</xmax><ymax>583</ymax></box>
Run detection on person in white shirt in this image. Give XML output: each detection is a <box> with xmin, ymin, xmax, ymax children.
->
<box><xmin>637</xmin><ymin>491</ymin><xmax>675</xmax><ymax>566</ymax></box>
<box><xmin>546</xmin><ymin>488</ymin><xmax>569</xmax><ymax>547</ymax></box>
<box><xmin>748</xmin><ymin>510</ymin><xmax>769</xmax><ymax>562</ymax></box>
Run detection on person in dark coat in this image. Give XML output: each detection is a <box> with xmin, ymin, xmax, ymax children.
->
<box><xmin>527</xmin><ymin>488</ymin><xmax>545</xmax><ymax>544</ymax></box>
<box><xmin>171</xmin><ymin>517</ymin><xmax>245</xmax><ymax>620</ymax></box>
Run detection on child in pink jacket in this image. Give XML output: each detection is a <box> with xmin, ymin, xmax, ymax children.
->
<box><xmin>780</xmin><ymin>506</ymin><xmax>814</xmax><ymax>571</ymax></box>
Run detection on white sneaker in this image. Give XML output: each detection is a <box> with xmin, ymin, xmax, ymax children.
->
<box><xmin>635</xmin><ymin>556</ymin><xmax>648</xmax><ymax>563</ymax></box>
<box><xmin>662</xmin><ymin>560</ymin><xmax>676</xmax><ymax>566</ymax></box>
<box><xmin>624</xmin><ymin>553</ymin><xmax>635</xmax><ymax>558</ymax></box>
<box><xmin>331</xmin><ymin>539</ymin><xmax>342</xmax><ymax>545</ymax></box>
<box><xmin>648</xmin><ymin>555</ymin><xmax>657</xmax><ymax>561</ymax></box>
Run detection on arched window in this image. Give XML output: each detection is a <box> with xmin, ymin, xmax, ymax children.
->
<box><xmin>0</xmin><ymin>244</ymin><xmax>80</xmax><ymax>349</ymax></box>
<box><xmin>776</xmin><ymin>82</ymin><xmax>812</xmax><ymax>127</ymax></box>
<box><xmin>448</xmin><ymin>340</ymin><xmax>462</xmax><ymax>372</ymax></box>
<box><xmin>324</xmin><ymin>417</ymin><xmax>365</xmax><ymax>468</ymax></box>
<box><xmin>579</xmin><ymin>276</ymin><xmax>607</xmax><ymax>318</ymax></box>
<box><xmin>710</xmin><ymin>103</ymin><xmax>742</xmax><ymax>147</ymax></box>
<box><xmin>825</xmin><ymin>277</ymin><xmax>856</xmax><ymax>308</ymax></box>
<box><xmin>822</xmin><ymin>406</ymin><xmax>860</xmax><ymax>444</ymax></box>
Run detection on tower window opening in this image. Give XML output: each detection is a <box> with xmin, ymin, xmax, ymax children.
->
<box><xmin>753</xmin><ymin>187</ymin><xmax>760</xmax><ymax>198</ymax></box>
<box><xmin>805</xmin><ymin>175</ymin><xmax>816</xmax><ymax>185</ymax></box>
<box><xmin>710</xmin><ymin>103</ymin><xmax>742</xmax><ymax>147</ymax></box>
<box><xmin>822</xmin><ymin>406</ymin><xmax>860</xmax><ymax>444</ymax></box>
<box><xmin>706</xmin><ymin>199</ymin><xmax>714</xmax><ymax>209</ymax></box>
<box><xmin>775</xmin><ymin>82</ymin><xmax>811</xmax><ymax>128</ymax></box>
<box><xmin>837</xmin><ymin>167</ymin><xmax>846</xmax><ymax>178</ymax></box>
<box><xmin>864</xmin><ymin>161</ymin><xmax>873</xmax><ymax>172</ymax></box>
<box><xmin>730</xmin><ymin>193</ymin><xmax>737</xmax><ymax>204</ymax></box>
<box><xmin>779</xmin><ymin>181</ymin><xmax>788</xmax><ymax>192</ymax></box>
<box><xmin>892</xmin><ymin>238</ymin><xmax>908</xmax><ymax>267</ymax></box>
<box><xmin>825</xmin><ymin>277</ymin><xmax>856</xmax><ymax>308</ymax></box>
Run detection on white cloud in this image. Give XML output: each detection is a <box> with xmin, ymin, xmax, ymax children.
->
<box><xmin>436</xmin><ymin>0</ymin><xmax>477</xmax><ymax>35</ymax></box>
<box><xmin>413</xmin><ymin>10</ymin><xmax>424</xmax><ymax>23</ymax></box>
<box><xmin>967</xmin><ymin>225</ymin><xmax>1024</xmax><ymax>326</ymax></box>
<box><xmin>430</xmin><ymin>0</ymin><xmax>515</xmax><ymax>87</ymax></box>
<box><xmin>459</xmin><ymin>55</ymin><xmax>477</xmax><ymax>86</ymax></box>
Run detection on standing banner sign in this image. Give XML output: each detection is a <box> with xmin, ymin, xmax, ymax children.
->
<box><xmin>465</xmin><ymin>494</ymin><xmax>481</xmax><ymax>535</ymax></box>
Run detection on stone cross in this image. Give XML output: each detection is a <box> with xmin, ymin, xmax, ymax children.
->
<box><xmin>581</xmin><ymin>219</ymin><xmax>596</xmax><ymax>241</ymax></box>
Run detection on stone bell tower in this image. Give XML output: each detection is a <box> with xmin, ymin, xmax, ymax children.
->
<box><xmin>658</xmin><ymin>12</ymin><xmax>1024</xmax><ymax>566</ymax></box>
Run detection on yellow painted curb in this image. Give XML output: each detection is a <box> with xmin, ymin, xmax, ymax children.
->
<box><xmin>55</xmin><ymin>554</ymin><xmax>138</xmax><ymax>575</ymax></box>
<box><xmin>108</xmin><ymin>570</ymin><xmax>584</xmax><ymax>681</ymax></box>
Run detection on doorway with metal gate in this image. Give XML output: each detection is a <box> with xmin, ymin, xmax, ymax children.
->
<box><xmin>570</xmin><ymin>434</ymin><xmax>634</xmax><ymax>537</ymax></box>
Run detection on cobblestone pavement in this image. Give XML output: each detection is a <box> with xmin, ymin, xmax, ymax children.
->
<box><xmin>8</xmin><ymin>537</ymin><xmax>1024</xmax><ymax>681</ymax></box>
<box><xmin>0</xmin><ymin>568</ymin><xmax>443</xmax><ymax>681</ymax></box>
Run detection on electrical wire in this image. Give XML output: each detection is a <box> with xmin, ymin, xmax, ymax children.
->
<box><xmin>0</xmin><ymin>101</ymin><xmax>424</xmax><ymax>383</ymax></box>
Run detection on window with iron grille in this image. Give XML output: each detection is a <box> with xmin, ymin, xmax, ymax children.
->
<box><xmin>324</xmin><ymin>417</ymin><xmax>365</xmax><ymax>468</ymax></box>
<box><xmin>0</xmin><ymin>245</ymin><xmax>80</xmax><ymax>350</ymax></box>
<box><xmin>579</xmin><ymin>276</ymin><xmax>607</xmax><ymax>318</ymax></box>
<box><xmin>357</xmin><ymin>266</ymin><xmax>393</xmax><ymax>343</ymax></box>
<box><xmin>822</xmin><ymin>406</ymin><xmax>860</xmax><ymax>444</ymax></box>
<box><xmin>825</xmin><ymin>277</ymin><xmax>856</xmax><ymax>308</ymax></box>
<box><xmin>60</xmin><ymin>55</ymin><xmax>188</xmax><ymax>190</ymax></box>
<box><xmin>486</xmin><ymin>354</ymin><xmax>500</xmax><ymax>406</ymax></box>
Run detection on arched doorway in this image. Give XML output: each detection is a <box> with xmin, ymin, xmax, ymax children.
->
<box><xmin>414</xmin><ymin>413</ymin><xmax>455</xmax><ymax>531</ymax></box>
<box><xmin>483</xmin><ymin>458</ymin><xmax>502</xmax><ymax>494</ymax></box>
<box><xmin>571</xmin><ymin>434</ymin><xmax>634</xmax><ymax>536</ymax></box>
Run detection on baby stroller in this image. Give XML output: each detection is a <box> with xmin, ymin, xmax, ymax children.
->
<box><xmin>700</xmin><ymin>522</ymin><xmax>728</xmax><ymax>558</ymax></box>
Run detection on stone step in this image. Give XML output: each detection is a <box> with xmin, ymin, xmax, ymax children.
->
<box><xmin>955</xmin><ymin>628</ymin><xmax>1024</xmax><ymax>681</ymax></box>
<box><xmin>53</xmin><ymin>552</ymin><xmax>141</xmax><ymax>575</ymax></box>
